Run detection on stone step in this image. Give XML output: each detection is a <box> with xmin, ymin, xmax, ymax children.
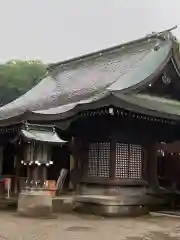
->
<box><xmin>52</xmin><ymin>196</ymin><xmax>75</xmax><ymax>213</ymax></box>
<box><xmin>150</xmin><ymin>211</ymin><xmax>180</xmax><ymax>218</ymax></box>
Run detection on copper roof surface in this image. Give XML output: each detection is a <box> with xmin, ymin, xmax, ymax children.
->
<box><xmin>0</xmin><ymin>28</ymin><xmax>179</xmax><ymax>125</ymax></box>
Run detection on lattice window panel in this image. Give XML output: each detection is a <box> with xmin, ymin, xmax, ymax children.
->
<box><xmin>129</xmin><ymin>144</ymin><xmax>143</xmax><ymax>179</ymax></box>
<box><xmin>88</xmin><ymin>142</ymin><xmax>99</xmax><ymax>176</ymax></box>
<box><xmin>115</xmin><ymin>143</ymin><xmax>143</xmax><ymax>179</ymax></box>
<box><xmin>87</xmin><ymin>142</ymin><xmax>111</xmax><ymax>177</ymax></box>
<box><xmin>115</xmin><ymin>143</ymin><xmax>129</xmax><ymax>178</ymax></box>
<box><xmin>98</xmin><ymin>142</ymin><xmax>111</xmax><ymax>177</ymax></box>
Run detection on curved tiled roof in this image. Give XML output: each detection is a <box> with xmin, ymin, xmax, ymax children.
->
<box><xmin>0</xmin><ymin>28</ymin><xmax>178</xmax><ymax>124</ymax></box>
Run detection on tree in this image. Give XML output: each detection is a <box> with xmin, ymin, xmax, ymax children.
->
<box><xmin>0</xmin><ymin>60</ymin><xmax>46</xmax><ymax>106</ymax></box>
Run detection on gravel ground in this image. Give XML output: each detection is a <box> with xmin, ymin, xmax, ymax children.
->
<box><xmin>0</xmin><ymin>211</ymin><xmax>180</xmax><ymax>240</ymax></box>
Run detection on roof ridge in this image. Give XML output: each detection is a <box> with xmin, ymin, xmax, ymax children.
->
<box><xmin>47</xmin><ymin>26</ymin><xmax>178</xmax><ymax>71</ymax></box>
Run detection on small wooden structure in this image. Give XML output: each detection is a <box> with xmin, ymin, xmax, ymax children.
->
<box><xmin>0</xmin><ymin>124</ymin><xmax>67</xmax><ymax>199</ymax></box>
<box><xmin>0</xmin><ymin>27</ymin><xmax>180</xmax><ymax>216</ymax></box>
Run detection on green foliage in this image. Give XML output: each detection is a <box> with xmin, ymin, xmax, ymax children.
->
<box><xmin>0</xmin><ymin>60</ymin><xmax>46</xmax><ymax>106</ymax></box>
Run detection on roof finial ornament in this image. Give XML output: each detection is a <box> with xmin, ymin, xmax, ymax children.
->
<box><xmin>148</xmin><ymin>25</ymin><xmax>178</xmax><ymax>40</ymax></box>
<box><xmin>158</xmin><ymin>25</ymin><xmax>178</xmax><ymax>35</ymax></box>
<box><xmin>158</xmin><ymin>25</ymin><xmax>178</xmax><ymax>39</ymax></box>
<box><xmin>154</xmin><ymin>43</ymin><xmax>160</xmax><ymax>51</ymax></box>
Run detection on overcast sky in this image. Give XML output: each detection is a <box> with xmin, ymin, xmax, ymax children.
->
<box><xmin>0</xmin><ymin>0</ymin><xmax>180</xmax><ymax>64</ymax></box>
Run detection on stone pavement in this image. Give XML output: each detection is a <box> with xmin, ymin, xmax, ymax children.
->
<box><xmin>0</xmin><ymin>211</ymin><xmax>180</xmax><ymax>240</ymax></box>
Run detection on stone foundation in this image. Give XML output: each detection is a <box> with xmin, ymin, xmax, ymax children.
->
<box><xmin>75</xmin><ymin>201</ymin><xmax>149</xmax><ymax>217</ymax></box>
<box><xmin>74</xmin><ymin>184</ymin><xmax>159</xmax><ymax>217</ymax></box>
<box><xmin>17</xmin><ymin>190</ymin><xmax>52</xmax><ymax>218</ymax></box>
<box><xmin>52</xmin><ymin>196</ymin><xmax>75</xmax><ymax>213</ymax></box>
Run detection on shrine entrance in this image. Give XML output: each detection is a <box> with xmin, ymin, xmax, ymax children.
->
<box><xmin>157</xmin><ymin>141</ymin><xmax>180</xmax><ymax>192</ymax></box>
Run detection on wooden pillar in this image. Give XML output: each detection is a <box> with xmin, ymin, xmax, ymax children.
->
<box><xmin>32</xmin><ymin>166</ymin><xmax>39</xmax><ymax>187</ymax></box>
<box><xmin>42</xmin><ymin>165</ymin><xmax>47</xmax><ymax>186</ymax></box>
<box><xmin>146</xmin><ymin>141</ymin><xmax>159</xmax><ymax>188</ymax></box>
<box><xmin>0</xmin><ymin>146</ymin><xmax>3</xmax><ymax>175</ymax></box>
<box><xmin>14</xmin><ymin>155</ymin><xmax>21</xmax><ymax>194</ymax></box>
<box><xmin>26</xmin><ymin>166</ymin><xmax>31</xmax><ymax>186</ymax></box>
<box><xmin>70</xmin><ymin>137</ymin><xmax>82</xmax><ymax>189</ymax></box>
